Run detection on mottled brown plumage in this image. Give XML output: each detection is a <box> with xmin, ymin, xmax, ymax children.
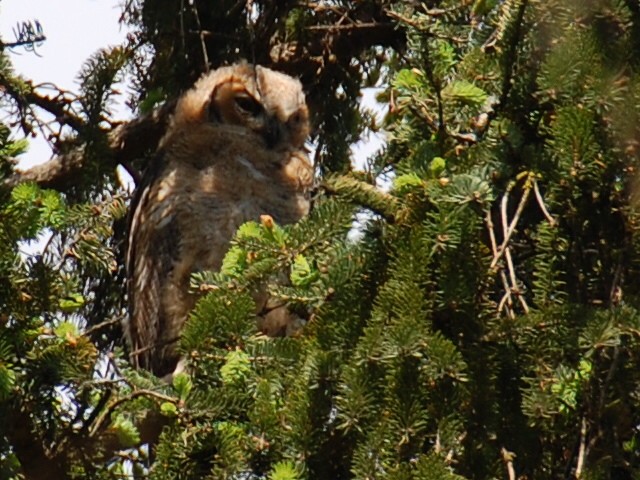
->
<box><xmin>125</xmin><ymin>63</ymin><xmax>312</xmax><ymax>376</ymax></box>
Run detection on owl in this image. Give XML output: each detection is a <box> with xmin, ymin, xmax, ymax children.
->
<box><xmin>125</xmin><ymin>63</ymin><xmax>312</xmax><ymax>377</ymax></box>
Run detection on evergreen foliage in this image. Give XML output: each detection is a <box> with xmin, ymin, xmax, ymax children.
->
<box><xmin>2</xmin><ymin>0</ymin><xmax>640</xmax><ymax>478</ymax></box>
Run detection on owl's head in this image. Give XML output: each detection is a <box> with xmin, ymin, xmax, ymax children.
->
<box><xmin>172</xmin><ymin>62</ymin><xmax>309</xmax><ymax>149</ymax></box>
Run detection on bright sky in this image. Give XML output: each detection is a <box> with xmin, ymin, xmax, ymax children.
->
<box><xmin>0</xmin><ymin>0</ymin><xmax>128</xmax><ymax>168</ymax></box>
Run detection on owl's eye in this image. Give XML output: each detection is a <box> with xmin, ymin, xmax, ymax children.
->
<box><xmin>289</xmin><ymin>112</ymin><xmax>302</xmax><ymax>125</ymax></box>
<box><xmin>234</xmin><ymin>95</ymin><xmax>263</xmax><ymax>116</ymax></box>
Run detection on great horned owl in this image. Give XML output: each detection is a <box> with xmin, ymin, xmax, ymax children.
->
<box><xmin>125</xmin><ymin>63</ymin><xmax>312</xmax><ymax>377</ymax></box>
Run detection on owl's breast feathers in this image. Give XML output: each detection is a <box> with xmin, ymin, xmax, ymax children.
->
<box><xmin>126</xmin><ymin>123</ymin><xmax>312</xmax><ymax>375</ymax></box>
<box><xmin>164</xmin><ymin>123</ymin><xmax>312</xmax><ymax>221</ymax></box>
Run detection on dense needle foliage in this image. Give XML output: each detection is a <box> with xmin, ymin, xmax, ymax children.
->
<box><xmin>2</xmin><ymin>1</ymin><xmax>640</xmax><ymax>478</ymax></box>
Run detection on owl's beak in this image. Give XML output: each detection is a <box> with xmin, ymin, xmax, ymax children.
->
<box><xmin>263</xmin><ymin>115</ymin><xmax>284</xmax><ymax>149</ymax></box>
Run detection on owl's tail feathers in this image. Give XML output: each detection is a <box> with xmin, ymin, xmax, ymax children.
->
<box><xmin>256</xmin><ymin>296</ymin><xmax>307</xmax><ymax>337</ymax></box>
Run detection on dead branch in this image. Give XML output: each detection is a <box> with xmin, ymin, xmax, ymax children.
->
<box><xmin>532</xmin><ymin>178</ymin><xmax>556</xmax><ymax>226</ymax></box>
<box><xmin>575</xmin><ymin>416</ymin><xmax>588</xmax><ymax>478</ymax></box>
<box><xmin>486</xmin><ymin>173</ymin><xmax>537</xmax><ymax>316</ymax></box>
<box><xmin>490</xmin><ymin>173</ymin><xmax>534</xmax><ymax>270</ymax></box>
<box><xmin>5</xmin><ymin>100</ymin><xmax>176</xmax><ymax>191</ymax></box>
<box><xmin>501</xmin><ymin>447</ymin><xmax>517</xmax><ymax>480</ymax></box>
<box><xmin>486</xmin><ymin>208</ymin><xmax>516</xmax><ymax>319</ymax></box>
<box><xmin>0</xmin><ymin>70</ymin><xmax>86</xmax><ymax>134</ymax></box>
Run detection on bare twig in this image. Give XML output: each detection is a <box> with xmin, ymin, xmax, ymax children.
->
<box><xmin>490</xmin><ymin>174</ymin><xmax>533</xmax><ymax>270</ymax></box>
<box><xmin>128</xmin><ymin>335</ymin><xmax>181</xmax><ymax>359</ymax></box>
<box><xmin>505</xmin><ymin>245</ymin><xmax>529</xmax><ymax>313</ymax></box>
<box><xmin>5</xmin><ymin>99</ymin><xmax>176</xmax><ymax>191</ymax></box>
<box><xmin>191</xmin><ymin>0</ymin><xmax>211</xmax><ymax>71</ymax></box>
<box><xmin>575</xmin><ymin>416</ymin><xmax>588</xmax><ymax>478</ymax></box>
<box><xmin>307</xmin><ymin>22</ymin><xmax>387</xmax><ymax>31</ymax></box>
<box><xmin>497</xmin><ymin>287</ymin><xmax>514</xmax><ymax>319</ymax></box>
<box><xmin>609</xmin><ymin>261</ymin><xmax>623</xmax><ymax>307</ymax></box>
<box><xmin>421</xmin><ymin>2</ymin><xmax>473</xmax><ymax>17</ymax></box>
<box><xmin>501</xmin><ymin>447</ymin><xmax>516</xmax><ymax>480</ymax></box>
<box><xmin>2</xmin><ymin>37</ymin><xmax>46</xmax><ymax>49</ymax></box>
<box><xmin>499</xmin><ymin>180</ymin><xmax>531</xmax><ymax>313</ymax></box>
<box><xmin>83</xmin><ymin>316</ymin><xmax>124</xmax><ymax>337</ymax></box>
<box><xmin>105</xmin><ymin>353</ymin><xmax>135</xmax><ymax>391</ymax></box>
<box><xmin>486</xmin><ymin>173</ymin><xmax>535</xmax><ymax>316</ymax></box>
<box><xmin>532</xmin><ymin>178</ymin><xmax>556</xmax><ymax>226</ymax></box>
<box><xmin>89</xmin><ymin>389</ymin><xmax>178</xmax><ymax>438</ymax></box>
<box><xmin>486</xmin><ymin>209</ymin><xmax>515</xmax><ymax>318</ymax></box>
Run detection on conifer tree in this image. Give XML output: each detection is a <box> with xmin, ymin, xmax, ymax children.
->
<box><xmin>2</xmin><ymin>1</ymin><xmax>640</xmax><ymax>478</ymax></box>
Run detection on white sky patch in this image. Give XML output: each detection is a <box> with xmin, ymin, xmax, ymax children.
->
<box><xmin>350</xmin><ymin>87</ymin><xmax>391</xmax><ymax>192</ymax></box>
<box><xmin>350</xmin><ymin>87</ymin><xmax>388</xmax><ymax>169</ymax></box>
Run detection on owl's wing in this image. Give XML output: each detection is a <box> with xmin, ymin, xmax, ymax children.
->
<box><xmin>125</xmin><ymin>154</ymin><xmax>181</xmax><ymax>373</ymax></box>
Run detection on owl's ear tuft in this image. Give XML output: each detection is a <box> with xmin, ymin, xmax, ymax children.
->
<box><xmin>172</xmin><ymin>66</ymin><xmax>239</xmax><ymax>126</ymax></box>
<box><xmin>172</xmin><ymin>86</ymin><xmax>212</xmax><ymax>126</ymax></box>
<box><xmin>206</xmin><ymin>91</ymin><xmax>222</xmax><ymax>123</ymax></box>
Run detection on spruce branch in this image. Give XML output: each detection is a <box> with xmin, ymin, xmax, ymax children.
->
<box><xmin>408</xmin><ymin>100</ymin><xmax>480</xmax><ymax>146</ymax></box>
<box><xmin>88</xmin><ymin>389</ymin><xmax>178</xmax><ymax>439</ymax></box>
<box><xmin>598</xmin><ymin>345</ymin><xmax>621</xmax><ymax>420</ymax></box>
<box><xmin>494</xmin><ymin>0</ymin><xmax>529</xmax><ymax>114</ymax></box>
<box><xmin>2</xmin><ymin>19</ymin><xmax>46</xmax><ymax>53</ymax></box>
<box><xmin>384</xmin><ymin>10</ymin><xmax>467</xmax><ymax>44</ymax></box>
<box><xmin>321</xmin><ymin>174</ymin><xmax>399</xmax><ymax>222</ymax></box>
<box><xmin>6</xmin><ymin>406</ymin><xmax>70</xmax><ymax>480</ymax></box>
<box><xmin>270</xmin><ymin>3</ymin><xmax>407</xmax><ymax>74</ymax></box>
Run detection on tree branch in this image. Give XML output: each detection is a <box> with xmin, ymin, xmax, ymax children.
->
<box><xmin>0</xmin><ymin>71</ymin><xmax>86</xmax><ymax>134</ymax></box>
<box><xmin>5</xmin><ymin>100</ymin><xmax>176</xmax><ymax>191</ymax></box>
<box><xmin>321</xmin><ymin>174</ymin><xmax>399</xmax><ymax>223</ymax></box>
